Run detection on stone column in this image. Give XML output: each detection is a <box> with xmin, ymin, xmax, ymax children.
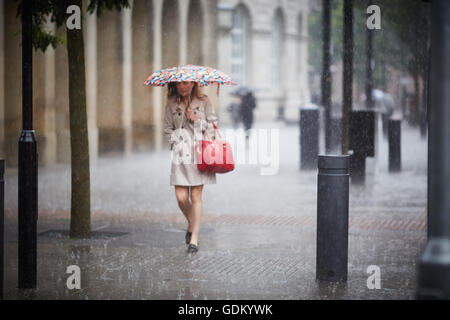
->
<box><xmin>189</xmin><ymin>0</ymin><xmax>220</xmax><ymax>111</ymax></box>
<box><xmin>122</xmin><ymin>3</ymin><xmax>133</xmax><ymax>156</ymax></box>
<box><xmin>33</xmin><ymin>18</ymin><xmax>57</xmax><ymax>166</ymax></box>
<box><xmin>158</xmin><ymin>0</ymin><xmax>182</xmax><ymax>151</ymax></box>
<box><xmin>54</xmin><ymin>25</ymin><xmax>71</xmax><ymax>163</ymax></box>
<box><xmin>203</xmin><ymin>0</ymin><xmax>219</xmax><ymax>114</ymax></box>
<box><xmin>33</xmin><ymin>44</ymin><xmax>47</xmax><ymax>164</ymax></box>
<box><xmin>299</xmin><ymin>12</ymin><xmax>310</xmax><ymax>105</ymax></box>
<box><xmin>251</xmin><ymin>29</ymin><xmax>273</xmax><ymax>121</ymax></box>
<box><xmin>132</xmin><ymin>0</ymin><xmax>154</xmax><ymax>152</ymax></box>
<box><xmin>161</xmin><ymin>0</ymin><xmax>180</xmax><ymax>69</ymax></box>
<box><xmin>83</xmin><ymin>0</ymin><xmax>98</xmax><ymax>162</ymax></box>
<box><xmin>283</xmin><ymin>31</ymin><xmax>302</xmax><ymax>122</ymax></box>
<box><xmin>45</xmin><ymin>21</ymin><xmax>57</xmax><ymax>165</ymax></box>
<box><xmin>187</xmin><ymin>0</ymin><xmax>202</xmax><ymax>65</ymax></box>
<box><xmin>216</xmin><ymin>4</ymin><xmax>233</xmax><ymax>124</ymax></box>
<box><xmin>97</xmin><ymin>9</ymin><xmax>124</xmax><ymax>155</ymax></box>
<box><xmin>153</xmin><ymin>0</ymin><xmax>164</xmax><ymax>151</ymax></box>
<box><xmin>201</xmin><ymin>0</ymin><xmax>217</xmax><ymax>67</ymax></box>
<box><xmin>4</xmin><ymin>0</ymin><xmax>22</xmax><ymax>167</ymax></box>
<box><xmin>179</xmin><ymin>0</ymin><xmax>188</xmax><ymax>65</ymax></box>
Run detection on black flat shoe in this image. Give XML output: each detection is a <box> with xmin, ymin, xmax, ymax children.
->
<box><xmin>185</xmin><ymin>231</ymin><xmax>192</xmax><ymax>245</ymax></box>
<box><xmin>187</xmin><ymin>243</ymin><xmax>198</xmax><ymax>253</ymax></box>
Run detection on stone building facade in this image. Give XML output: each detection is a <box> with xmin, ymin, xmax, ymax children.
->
<box><xmin>0</xmin><ymin>0</ymin><xmax>310</xmax><ymax>167</ymax></box>
<box><xmin>217</xmin><ymin>0</ymin><xmax>310</xmax><ymax>123</ymax></box>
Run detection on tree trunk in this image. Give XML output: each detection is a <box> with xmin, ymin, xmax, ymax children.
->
<box><xmin>420</xmin><ymin>74</ymin><xmax>428</xmax><ymax>137</ymax></box>
<box><xmin>365</xmin><ymin>1</ymin><xmax>374</xmax><ymax>110</ymax></box>
<box><xmin>66</xmin><ymin>0</ymin><xmax>91</xmax><ymax>238</ymax></box>
<box><xmin>322</xmin><ymin>0</ymin><xmax>332</xmax><ymax>153</ymax></box>
<box><xmin>342</xmin><ymin>0</ymin><xmax>353</xmax><ymax>155</ymax></box>
<box><xmin>412</xmin><ymin>69</ymin><xmax>420</xmax><ymax>127</ymax></box>
<box><xmin>420</xmin><ymin>45</ymin><xmax>431</xmax><ymax>138</ymax></box>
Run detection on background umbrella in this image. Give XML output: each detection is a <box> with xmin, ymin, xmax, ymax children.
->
<box><xmin>144</xmin><ymin>64</ymin><xmax>237</xmax><ymax>95</ymax></box>
<box><xmin>230</xmin><ymin>86</ymin><xmax>259</xmax><ymax>97</ymax></box>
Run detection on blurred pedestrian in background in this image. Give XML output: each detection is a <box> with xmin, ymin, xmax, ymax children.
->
<box><xmin>240</xmin><ymin>89</ymin><xmax>257</xmax><ymax>139</ymax></box>
<box><xmin>227</xmin><ymin>93</ymin><xmax>242</xmax><ymax>129</ymax></box>
<box><xmin>372</xmin><ymin>89</ymin><xmax>395</xmax><ymax>137</ymax></box>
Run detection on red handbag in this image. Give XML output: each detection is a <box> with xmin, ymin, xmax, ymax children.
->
<box><xmin>195</xmin><ymin>122</ymin><xmax>235</xmax><ymax>173</ymax></box>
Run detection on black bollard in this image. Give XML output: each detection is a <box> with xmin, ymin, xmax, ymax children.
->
<box><xmin>0</xmin><ymin>160</ymin><xmax>4</xmax><ymax>299</ymax></box>
<box><xmin>349</xmin><ymin>110</ymin><xmax>375</xmax><ymax>185</ymax></box>
<box><xmin>300</xmin><ymin>106</ymin><xmax>319</xmax><ymax>170</ymax></box>
<box><xmin>18</xmin><ymin>0</ymin><xmax>38</xmax><ymax>289</ymax></box>
<box><xmin>316</xmin><ymin>155</ymin><xmax>350</xmax><ymax>282</ymax></box>
<box><xmin>18</xmin><ymin>131</ymin><xmax>38</xmax><ymax>289</ymax></box>
<box><xmin>349</xmin><ymin>150</ymin><xmax>366</xmax><ymax>184</ymax></box>
<box><xmin>388</xmin><ymin>119</ymin><xmax>401</xmax><ymax>172</ymax></box>
<box><xmin>417</xmin><ymin>0</ymin><xmax>450</xmax><ymax>299</ymax></box>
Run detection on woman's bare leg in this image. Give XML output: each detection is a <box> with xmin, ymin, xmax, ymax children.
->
<box><xmin>189</xmin><ymin>185</ymin><xmax>204</xmax><ymax>245</ymax></box>
<box><xmin>174</xmin><ymin>186</ymin><xmax>193</xmax><ymax>232</ymax></box>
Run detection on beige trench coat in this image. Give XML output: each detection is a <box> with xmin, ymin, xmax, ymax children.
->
<box><xmin>163</xmin><ymin>94</ymin><xmax>218</xmax><ymax>186</ymax></box>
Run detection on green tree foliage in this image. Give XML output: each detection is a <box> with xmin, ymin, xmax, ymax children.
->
<box><xmin>15</xmin><ymin>0</ymin><xmax>130</xmax><ymax>238</ymax></box>
<box><xmin>14</xmin><ymin>0</ymin><xmax>130</xmax><ymax>51</ymax></box>
<box><xmin>309</xmin><ymin>0</ymin><xmax>430</xmax><ymax>105</ymax></box>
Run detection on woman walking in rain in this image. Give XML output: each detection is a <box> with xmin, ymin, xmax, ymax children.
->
<box><xmin>145</xmin><ymin>64</ymin><xmax>235</xmax><ymax>254</ymax></box>
<box><xmin>163</xmin><ymin>81</ymin><xmax>218</xmax><ymax>254</ymax></box>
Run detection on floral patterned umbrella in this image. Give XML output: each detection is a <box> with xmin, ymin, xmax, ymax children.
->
<box><xmin>144</xmin><ymin>64</ymin><xmax>237</xmax><ymax>94</ymax></box>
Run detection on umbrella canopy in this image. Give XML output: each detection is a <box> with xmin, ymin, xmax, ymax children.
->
<box><xmin>144</xmin><ymin>64</ymin><xmax>237</xmax><ymax>87</ymax></box>
<box><xmin>230</xmin><ymin>86</ymin><xmax>258</xmax><ymax>97</ymax></box>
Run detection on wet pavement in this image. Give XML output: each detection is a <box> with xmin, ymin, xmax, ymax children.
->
<box><xmin>2</xmin><ymin>118</ymin><xmax>427</xmax><ymax>299</ymax></box>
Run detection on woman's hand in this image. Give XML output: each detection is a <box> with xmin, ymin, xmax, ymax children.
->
<box><xmin>186</xmin><ymin>106</ymin><xmax>199</xmax><ymax>122</ymax></box>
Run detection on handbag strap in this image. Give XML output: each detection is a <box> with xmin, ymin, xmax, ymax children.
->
<box><xmin>204</xmin><ymin>121</ymin><xmax>222</xmax><ymax>140</ymax></box>
<box><xmin>197</xmin><ymin>121</ymin><xmax>222</xmax><ymax>154</ymax></box>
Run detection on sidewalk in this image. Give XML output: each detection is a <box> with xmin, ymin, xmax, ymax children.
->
<box><xmin>2</xmin><ymin>120</ymin><xmax>427</xmax><ymax>299</ymax></box>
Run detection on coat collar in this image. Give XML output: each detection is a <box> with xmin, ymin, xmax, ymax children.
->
<box><xmin>169</xmin><ymin>95</ymin><xmax>203</xmax><ymax>110</ymax></box>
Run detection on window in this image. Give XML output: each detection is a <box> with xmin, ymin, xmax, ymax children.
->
<box><xmin>271</xmin><ymin>9</ymin><xmax>284</xmax><ymax>88</ymax></box>
<box><xmin>231</xmin><ymin>5</ymin><xmax>249</xmax><ymax>86</ymax></box>
<box><xmin>297</xmin><ymin>13</ymin><xmax>303</xmax><ymax>75</ymax></box>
